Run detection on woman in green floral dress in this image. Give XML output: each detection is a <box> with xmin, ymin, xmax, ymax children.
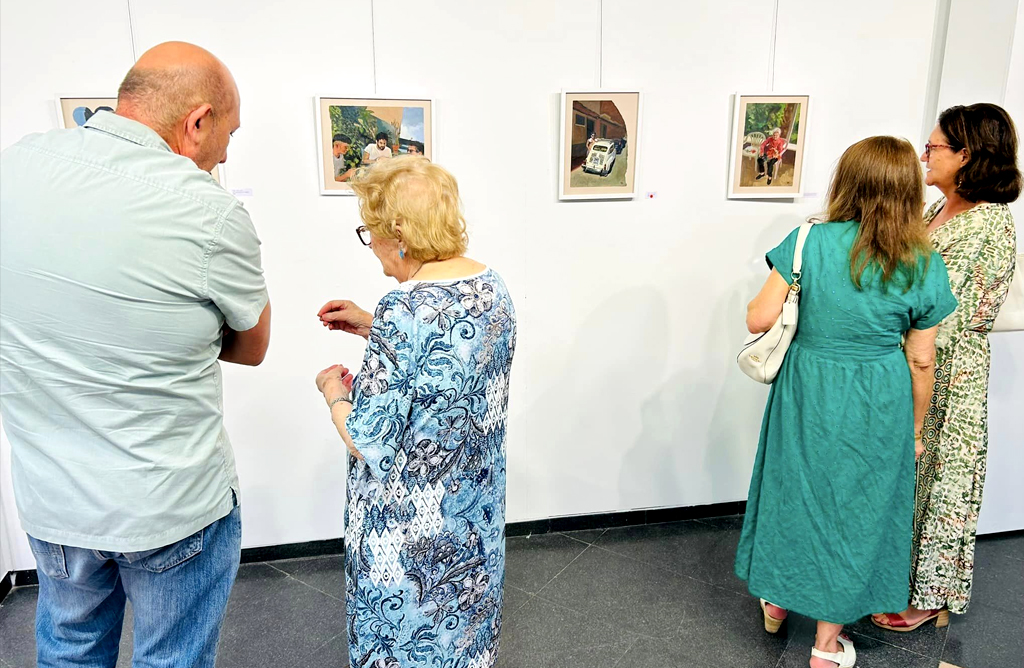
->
<box><xmin>874</xmin><ymin>103</ymin><xmax>1020</xmax><ymax>631</ymax></box>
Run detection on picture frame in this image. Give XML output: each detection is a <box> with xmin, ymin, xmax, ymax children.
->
<box><xmin>54</xmin><ymin>95</ymin><xmax>224</xmax><ymax>185</ymax></box>
<box><xmin>727</xmin><ymin>93</ymin><xmax>810</xmax><ymax>199</ymax></box>
<box><xmin>314</xmin><ymin>96</ymin><xmax>434</xmax><ymax>196</ymax></box>
<box><xmin>559</xmin><ymin>89</ymin><xmax>643</xmax><ymax>201</ymax></box>
<box><xmin>54</xmin><ymin>96</ymin><xmax>116</xmax><ymax>130</ymax></box>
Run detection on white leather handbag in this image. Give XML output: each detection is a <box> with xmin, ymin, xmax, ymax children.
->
<box><xmin>737</xmin><ymin>222</ymin><xmax>813</xmax><ymax>384</ymax></box>
<box><xmin>991</xmin><ymin>253</ymin><xmax>1023</xmax><ymax>333</ymax></box>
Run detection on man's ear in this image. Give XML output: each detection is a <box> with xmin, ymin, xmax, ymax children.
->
<box><xmin>185</xmin><ymin>103</ymin><xmax>214</xmax><ymax>136</ymax></box>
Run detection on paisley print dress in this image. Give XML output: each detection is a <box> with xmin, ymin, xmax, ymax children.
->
<box><xmin>911</xmin><ymin>201</ymin><xmax>1017</xmax><ymax>613</ymax></box>
<box><xmin>344</xmin><ymin>269</ymin><xmax>516</xmax><ymax>667</ymax></box>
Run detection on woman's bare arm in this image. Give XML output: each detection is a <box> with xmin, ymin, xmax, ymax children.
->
<box><xmin>746</xmin><ymin>269</ymin><xmax>791</xmax><ymax>334</ymax></box>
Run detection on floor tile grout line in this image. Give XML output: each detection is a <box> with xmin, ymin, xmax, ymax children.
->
<box><xmin>558</xmin><ymin>528</ymin><xmax>608</xmax><ymax>546</ymax></box>
<box><xmin>264</xmin><ymin>562</ymin><xmax>347</xmax><ymax>604</ymax></box>
<box><xmin>582</xmin><ymin>541</ymin><xmax>749</xmax><ymax>596</ymax></box>
<box><xmin>845</xmin><ymin>628</ymin><xmax>942</xmax><ymax>660</ymax></box>
<box><xmin>531</xmin><ymin>543</ymin><xmax>595</xmax><ymax>599</ymax></box>
<box><xmin>528</xmin><ymin>587</ymin><xmax>697</xmax><ymax>642</ymax></box>
<box><xmin>939</xmin><ymin>613</ymin><xmax>952</xmax><ymax>663</ymax></box>
<box><xmin>306</xmin><ymin>628</ymin><xmax>348</xmax><ymax>658</ymax></box>
<box><xmin>558</xmin><ymin>533</ymin><xmax>595</xmax><ymax>548</ymax></box>
<box><xmin>571</xmin><ymin>531</ymin><xmax>1001</xmax><ymax>663</ymax></box>
<box><xmin>611</xmin><ymin>636</ymin><xmax>640</xmax><ymax>667</ymax></box>
<box><xmin>260</xmin><ymin>553</ymin><xmax>342</xmax><ymax>566</ymax></box>
<box><xmin>773</xmin><ymin>639</ymin><xmax>789</xmax><ymax>668</ymax></box>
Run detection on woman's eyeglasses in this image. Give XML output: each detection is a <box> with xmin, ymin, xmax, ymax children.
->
<box><xmin>356</xmin><ymin>225</ymin><xmax>372</xmax><ymax>246</ymax></box>
<box><xmin>923</xmin><ymin>143</ymin><xmax>957</xmax><ymax>158</ymax></box>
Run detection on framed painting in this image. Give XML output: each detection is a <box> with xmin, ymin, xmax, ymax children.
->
<box><xmin>728</xmin><ymin>93</ymin><xmax>810</xmax><ymax>199</ymax></box>
<box><xmin>55</xmin><ymin>95</ymin><xmax>224</xmax><ymax>185</ymax></box>
<box><xmin>559</xmin><ymin>90</ymin><xmax>642</xmax><ymax>200</ymax></box>
<box><xmin>315</xmin><ymin>96</ymin><xmax>434</xmax><ymax>195</ymax></box>
<box><xmin>55</xmin><ymin>96</ymin><xmax>116</xmax><ymax>129</ymax></box>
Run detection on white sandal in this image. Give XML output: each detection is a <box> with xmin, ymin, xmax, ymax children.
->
<box><xmin>810</xmin><ymin>634</ymin><xmax>856</xmax><ymax>667</ymax></box>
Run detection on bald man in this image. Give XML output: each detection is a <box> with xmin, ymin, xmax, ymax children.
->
<box><xmin>0</xmin><ymin>42</ymin><xmax>269</xmax><ymax>667</ymax></box>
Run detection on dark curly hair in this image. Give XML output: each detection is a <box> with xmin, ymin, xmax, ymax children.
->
<box><xmin>937</xmin><ymin>103</ymin><xmax>1022</xmax><ymax>203</ymax></box>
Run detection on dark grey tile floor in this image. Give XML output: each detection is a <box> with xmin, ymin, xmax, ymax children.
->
<box><xmin>1</xmin><ymin>518</ymin><xmax>1021</xmax><ymax>668</ymax></box>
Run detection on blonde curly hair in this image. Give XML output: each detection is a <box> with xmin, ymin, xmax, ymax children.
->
<box><xmin>350</xmin><ymin>156</ymin><xmax>468</xmax><ymax>261</ymax></box>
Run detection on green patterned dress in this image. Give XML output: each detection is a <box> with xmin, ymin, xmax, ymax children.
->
<box><xmin>911</xmin><ymin>200</ymin><xmax>1018</xmax><ymax>614</ymax></box>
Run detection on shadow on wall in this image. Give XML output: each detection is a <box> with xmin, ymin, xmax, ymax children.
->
<box><xmin>518</xmin><ymin>286</ymin><xmax>671</xmax><ymax>514</ymax></box>
<box><xmin>617</xmin><ymin>256</ymin><xmax>774</xmax><ymax>508</ymax></box>
<box><xmin>701</xmin><ymin>215</ymin><xmax>806</xmax><ymax>501</ymax></box>
<box><xmin>514</xmin><ymin>211</ymin><xmax>812</xmax><ymax>518</ymax></box>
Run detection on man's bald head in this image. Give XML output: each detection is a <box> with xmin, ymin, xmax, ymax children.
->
<box><xmin>116</xmin><ymin>42</ymin><xmax>240</xmax><ymax>172</ymax></box>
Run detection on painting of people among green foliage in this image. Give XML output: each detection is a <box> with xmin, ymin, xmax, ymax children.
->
<box><xmin>317</xmin><ymin>97</ymin><xmax>432</xmax><ymax>195</ymax></box>
<box><xmin>729</xmin><ymin>95</ymin><xmax>809</xmax><ymax>198</ymax></box>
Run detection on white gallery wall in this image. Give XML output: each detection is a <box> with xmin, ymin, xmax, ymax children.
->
<box><xmin>1</xmin><ymin>0</ymin><xmax>1022</xmax><ymax>573</ymax></box>
<box><xmin>976</xmin><ymin>0</ymin><xmax>1024</xmax><ymax>534</ymax></box>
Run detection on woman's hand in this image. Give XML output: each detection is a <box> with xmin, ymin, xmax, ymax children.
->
<box><xmin>318</xmin><ymin>300</ymin><xmax>373</xmax><ymax>339</ymax></box>
<box><xmin>316</xmin><ymin>364</ymin><xmax>363</xmax><ymax>461</ymax></box>
<box><xmin>316</xmin><ymin>364</ymin><xmax>354</xmax><ymax>403</ymax></box>
<box><xmin>915</xmin><ymin>436</ymin><xmax>925</xmax><ymax>460</ymax></box>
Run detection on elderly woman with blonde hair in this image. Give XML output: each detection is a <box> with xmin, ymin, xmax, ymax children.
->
<box><xmin>315</xmin><ymin>156</ymin><xmax>516</xmax><ymax>668</ymax></box>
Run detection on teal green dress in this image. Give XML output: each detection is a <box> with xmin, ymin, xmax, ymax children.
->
<box><xmin>734</xmin><ymin>221</ymin><xmax>957</xmax><ymax>624</ymax></box>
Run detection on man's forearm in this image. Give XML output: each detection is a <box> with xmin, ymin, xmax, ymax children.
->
<box><xmin>220</xmin><ymin>301</ymin><xmax>271</xmax><ymax>366</ymax></box>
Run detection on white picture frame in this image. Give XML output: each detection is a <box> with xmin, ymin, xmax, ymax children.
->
<box><xmin>314</xmin><ymin>95</ymin><xmax>435</xmax><ymax>196</ymax></box>
<box><xmin>558</xmin><ymin>89</ymin><xmax>643</xmax><ymax>201</ymax></box>
<box><xmin>727</xmin><ymin>93</ymin><xmax>810</xmax><ymax>199</ymax></box>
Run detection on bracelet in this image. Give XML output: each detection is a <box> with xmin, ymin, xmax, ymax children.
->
<box><xmin>329</xmin><ymin>396</ymin><xmax>352</xmax><ymax>409</ymax></box>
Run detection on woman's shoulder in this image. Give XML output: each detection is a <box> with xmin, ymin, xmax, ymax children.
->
<box><xmin>374</xmin><ymin>287</ymin><xmax>415</xmax><ymax>316</ymax></box>
<box><xmin>808</xmin><ymin>220</ymin><xmax>858</xmax><ymax>244</ymax></box>
<box><xmin>948</xmin><ymin>202</ymin><xmax>1016</xmax><ymax>241</ymax></box>
<box><xmin>972</xmin><ymin>202</ymin><xmax>1015</xmax><ymax>227</ymax></box>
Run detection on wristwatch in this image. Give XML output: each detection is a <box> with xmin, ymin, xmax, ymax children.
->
<box><xmin>329</xmin><ymin>396</ymin><xmax>353</xmax><ymax>409</ymax></box>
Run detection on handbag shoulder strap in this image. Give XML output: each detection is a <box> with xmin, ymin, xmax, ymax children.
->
<box><xmin>791</xmin><ymin>222</ymin><xmax>814</xmax><ymax>283</ymax></box>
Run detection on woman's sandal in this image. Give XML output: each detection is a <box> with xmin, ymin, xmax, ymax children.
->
<box><xmin>759</xmin><ymin>598</ymin><xmax>786</xmax><ymax>633</ymax></box>
<box><xmin>871</xmin><ymin>608</ymin><xmax>949</xmax><ymax>632</ymax></box>
<box><xmin>810</xmin><ymin>634</ymin><xmax>856</xmax><ymax>668</ymax></box>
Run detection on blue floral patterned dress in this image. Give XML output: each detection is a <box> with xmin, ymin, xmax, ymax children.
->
<box><xmin>344</xmin><ymin>269</ymin><xmax>516</xmax><ymax>668</ymax></box>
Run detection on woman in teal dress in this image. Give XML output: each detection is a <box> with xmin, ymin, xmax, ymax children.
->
<box><xmin>734</xmin><ymin>137</ymin><xmax>957</xmax><ymax>668</ymax></box>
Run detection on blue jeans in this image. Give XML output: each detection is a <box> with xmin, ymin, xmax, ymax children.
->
<box><xmin>28</xmin><ymin>504</ymin><xmax>241</xmax><ymax>668</ymax></box>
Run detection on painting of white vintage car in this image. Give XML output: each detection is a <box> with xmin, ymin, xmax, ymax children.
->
<box><xmin>560</xmin><ymin>91</ymin><xmax>641</xmax><ymax>200</ymax></box>
<box><xmin>582</xmin><ymin>140</ymin><xmax>617</xmax><ymax>176</ymax></box>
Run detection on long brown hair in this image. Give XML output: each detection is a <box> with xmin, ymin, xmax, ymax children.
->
<box><xmin>823</xmin><ymin>136</ymin><xmax>931</xmax><ymax>289</ymax></box>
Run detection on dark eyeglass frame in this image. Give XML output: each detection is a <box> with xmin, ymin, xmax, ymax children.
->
<box><xmin>356</xmin><ymin>225</ymin><xmax>372</xmax><ymax>246</ymax></box>
<box><xmin>923</xmin><ymin>142</ymin><xmax>958</xmax><ymax>158</ymax></box>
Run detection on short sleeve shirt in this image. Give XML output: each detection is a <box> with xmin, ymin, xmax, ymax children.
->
<box><xmin>0</xmin><ymin>111</ymin><xmax>268</xmax><ymax>551</ymax></box>
<box><xmin>363</xmin><ymin>144</ymin><xmax>393</xmax><ymax>162</ymax></box>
